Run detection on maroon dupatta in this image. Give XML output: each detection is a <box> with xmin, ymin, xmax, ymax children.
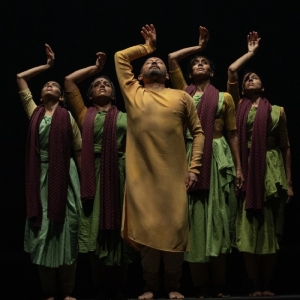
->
<box><xmin>186</xmin><ymin>84</ymin><xmax>219</xmax><ymax>191</ymax></box>
<box><xmin>81</xmin><ymin>105</ymin><xmax>121</xmax><ymax>230</ymax></box>
<box><xmin>236</xmin><ymin>97</ymin><xmax>272</xmax><ymax>212</ymax></box>
<box><xmin>26</xmin><ymin>105</ymin><xmax>72</xmax><ymax>227</ymax></box>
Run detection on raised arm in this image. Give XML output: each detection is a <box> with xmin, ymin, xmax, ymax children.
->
<box><xmin>64</xmin><ymin>52</ymin><xmax>106</xmax><ymax>91</ymax></box>
<box><xmin>114</xmin><ymin>24</ymin><xmax>156</xmax><ymax>96</ymax></box>
<box><xmin>16</xmin><ymin>44</ymin><xmax>55</xmax><ymax>91</ymax></box>
<box><xmin>64</xmin><ymin>52</ymin><xmax>106</xmax><ymax>128</ymax></box>
<box><xmin>17</xmin><ymin>44</ymin><xmax>55</xmax><ymax>118</ymax></box>
<box><xmin>227</xmin><ymin>31</ymin><xmax>261</xmax><ymax>83</ymax></box>
<box><xmin>168</xmin><ymin>26</ymin><xmax>209</xmax><ymax>72</ymax></box>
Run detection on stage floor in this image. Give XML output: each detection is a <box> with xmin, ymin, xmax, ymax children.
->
<box><xmin>78</xmin><ymin>296</ymin><xmax>300</xmax><ymax>300</ymax></box>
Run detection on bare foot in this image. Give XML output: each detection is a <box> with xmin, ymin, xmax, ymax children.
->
<box><xmin>262</xmin><ymin>290</ymin><xmax>275</xmax><ymax>296</ymax></box>
<box><xmin>249</xmin><ymin>291</ymin><xmax>262</xmax><ymax>297</ymax></box>
<box><xmin>138</xmin><ymin>291</ymin><xmax>154</xmax><ymax>299</ymax></box>
<box><xmin>64</xmin><ymin>296</ymin><xmax>76</xmax><ymax>300</ymax></box>
<box><xmin>217</xmin><ymin>292</ymin><xmax>230</xmax><ymax>298</ymax></box>
<box><xmin>168</xmin><ymin>291</ymin><xmax>184</xmax><ymax>299</ymax></box>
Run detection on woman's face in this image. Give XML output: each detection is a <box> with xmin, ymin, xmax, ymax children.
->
<box><xmin>89</xmin><ymin>77</ymin><xmax>113</xmax><ymax>100</ymax></box>
<box><xmin>190</xmin><ymin>56</ymin><xmax>213</xmax><ymax>79</ymax></box>
<box><xmin>41</xmin><ymin>81</ymin><xmax>62</xmax><ymax>100</ymax></box>
<box><xmin>242</xmin><ymin>72</ymin><xmax>263</xmax><ymax>94</ymax></box>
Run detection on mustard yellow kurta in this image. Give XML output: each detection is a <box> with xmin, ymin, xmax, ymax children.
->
<box><xmin>115</xmin><ymin>44</ymin><xmax>204</xmax><ymax>252</ymax></box>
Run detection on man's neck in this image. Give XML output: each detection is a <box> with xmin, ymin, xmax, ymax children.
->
<box><xmin>144</xmin><ymin>82</ymin><xmax>166</xmax><ymax>91</ymax></box>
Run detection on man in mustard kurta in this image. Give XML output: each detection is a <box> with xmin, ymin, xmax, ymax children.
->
<box><xmin>115</xmin><ymin>24</ymin><xmax>204</xmax><ymax>299</ymax></box>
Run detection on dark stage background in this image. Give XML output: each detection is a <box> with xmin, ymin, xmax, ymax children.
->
<box><xmin>1</xmin><ymin>1</ymin><xmax>299</xmax><ymax>299</ymax></box>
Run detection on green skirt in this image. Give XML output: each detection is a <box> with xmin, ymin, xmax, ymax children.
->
<box><xmin>235</xmin><ymin>148</ymin><xmax>287</xmax><ymax>254</ymax></box>
<box><xmin>24</xmin><ymin>158</ymin><xmax>81</xmax><ymax>268</ymax></box>
<box><xmin>185</xmin><ymin>137</ymin><xmax>237</xmax><ymax>263</ymax></box>
<box><xmin>78</xmin><ymin>155</ymin><xmax>135</xmax><ymax>266</ymax></box>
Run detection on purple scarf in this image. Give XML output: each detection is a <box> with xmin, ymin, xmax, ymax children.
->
<box><xmin>81</xmin><ymin>106</ymin><xmax>121</xmax><ymax>230</ymax></box>
<box><xmin>186</xmin><ymin>84</ymin><xmax>219</xmax><ymax>190</ymax></box>
<box><xmin>236</xmin><ymin>97</ymin><xmax>272</xmax><ymax>212</ymax></box>
<box><xmin>26</xmin><ymin>105</ymin><xmax>72</xmax><ymax>227</ymax></box>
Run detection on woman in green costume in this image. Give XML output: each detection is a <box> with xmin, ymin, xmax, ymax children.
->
<box><xmin>168</xmin><ymin>27</ymin><xmax>244</xmax><ymax>298</ymax></box>
<box><xmin>64</xmin><ymin>52</ymin><xmax>133</xmax><ymax>300</ymax></box>
<box><xmin>227</xmin><ymin>32</ymin><xmax>293</xmax><ymax>296</ymax></box>
<box><xmin>17</xmin><ymin>44</ymin><xmax>82</xmax><ymax>300</ymax></box>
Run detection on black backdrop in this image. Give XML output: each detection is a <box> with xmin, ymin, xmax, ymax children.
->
<box><xmin>1</xmin><ymin>0</ymin><xmax>299</xmax><ymax>298</ymax></box>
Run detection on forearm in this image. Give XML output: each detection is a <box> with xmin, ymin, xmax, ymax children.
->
<box><xmin>189</xmin><ymin>132</ymin><xmax>205</xmax><ymax>174</ymax></box>
<box><xmin>169</xmin><ymin>66</ymin><xmax>188</xmax><ymax>91</ymax></box>
<box><xmin>168</xmin><ymin>45</ymin><xmax>203</xmax><ymax>71</ymax></box>
<box><xmin>228</xmin><ymin>51</ymin><xmax>255</xmax><ymax>83</ymax></box>
<box><xmin>227</xmin><ymin>130</ymin><xmax>242</xmax><ymax>170</ymax></box>
<box><xmin>17</xmin><ymin>64</ymin><xmax>51</xmax><ymax>91</ymax></box>
<box><xmin>65</xmin><ymin>65</ymin><xmax>101</xmax><ymax>91</ymax></box>
<box><xmin>116</xmin><ymin>44</ymin><xmax>155</xmax><ymax>63</ymax></box>
<box><xmin>186</xmin><ymin>95</ymin><xmax>205</xmax><ymax>173</ymax></box>
<box><xmin>114</xmin><ymin>44</ymin><xmax>154</xmax><ymax>93</ymax></box>
<box><xmin>281</xmin><ymin>147</ymin><xmax>292</xmax><ymax>186</ymax></box>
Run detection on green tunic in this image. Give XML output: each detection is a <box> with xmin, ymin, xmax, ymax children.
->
<box><xmin>24</xmin><ymin>114</ymin><xmax>82</xmax><ymax>268</ymax></box>
<box><xmin>77</xmin><ymin>111</ymin><xmax>135</xmax><ymax>265</ymax></box>
<box><xmin>235</xmin><ymin>106</ymin><xmax>288</xmax><ymax>254</ymax></box>
<box><xmin>184</xmin><ymin>93</ymin><xmax>237</xmax><ymax>263</ymax></box>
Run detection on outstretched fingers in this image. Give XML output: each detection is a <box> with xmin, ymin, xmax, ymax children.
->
<box><xmin>247</xmin><ymin>31</ymin><xmax>261</xmax><ymax>53</ymax></box>
<box><xmin>45</xmin><ymin>44</ymin><xmax>55</xmax><ymax>58</ymax></box>
<box><xmin>141</xmin><ymin>24</ymin><xmax>156</xmax><ymax>47</ymax></box>
<box><xmin>45</xmin><ymin>44</ymin><xmax>55</xmax><ymax>67</ymax></box>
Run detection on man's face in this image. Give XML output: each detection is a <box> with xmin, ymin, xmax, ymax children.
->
<box><xmin>140</xmin><ymin>57</ymin><xmax>167</xmax><ymax>79</ymax></box>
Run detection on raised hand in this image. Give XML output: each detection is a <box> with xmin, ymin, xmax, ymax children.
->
<box><xmin>141</xmin><ymin>24</ymin><xmax>156</xmax><ymax>48</ymax></box>
<box><xmin>95</xmin><ymin>52</ymin><xmax>106</xmax><ymax>71</ymax></box>
<box><xmin>45</xmin><ymin>44</ymin><xmax>55</xmax><ymax>68</ymax></box>
<box><xmin>247</xmin><ymin>31</ymin><xmax>261</xmax><ymax>54</ymax></box>
<box><xmin>199</xmin><ymin>26</ymin><xmax>209</xmax><ymax>50</ymax></box>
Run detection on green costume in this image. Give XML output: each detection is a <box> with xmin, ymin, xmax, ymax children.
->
<box><xmin>65</xmin><ymin>88</ymin><xmax>135</xmax><ymax>266</ymax></box>
<box><xmin>235</xmin><ymin>106</ymin><xmax>288</xmax><ymax>254</ymax></box>
<box><xmin>170</xmin><ymin>67</ymin><xmax>237</xmax><ymax>262</ymax></box>
<box><xmin>20</xmin><ymin>88</ymin><xmax>82</xmax><ymax>268</ymax></box>
<box><xmin>184</xmin><ymin>93</ymin><xmax>237</xmax><ymax>263</ymax></box>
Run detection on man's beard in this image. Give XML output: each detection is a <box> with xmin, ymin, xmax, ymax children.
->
<box><xmin>143</xmin><ymin>68</ymin><xmax>166</xmax><ymax>79</ymax></box>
